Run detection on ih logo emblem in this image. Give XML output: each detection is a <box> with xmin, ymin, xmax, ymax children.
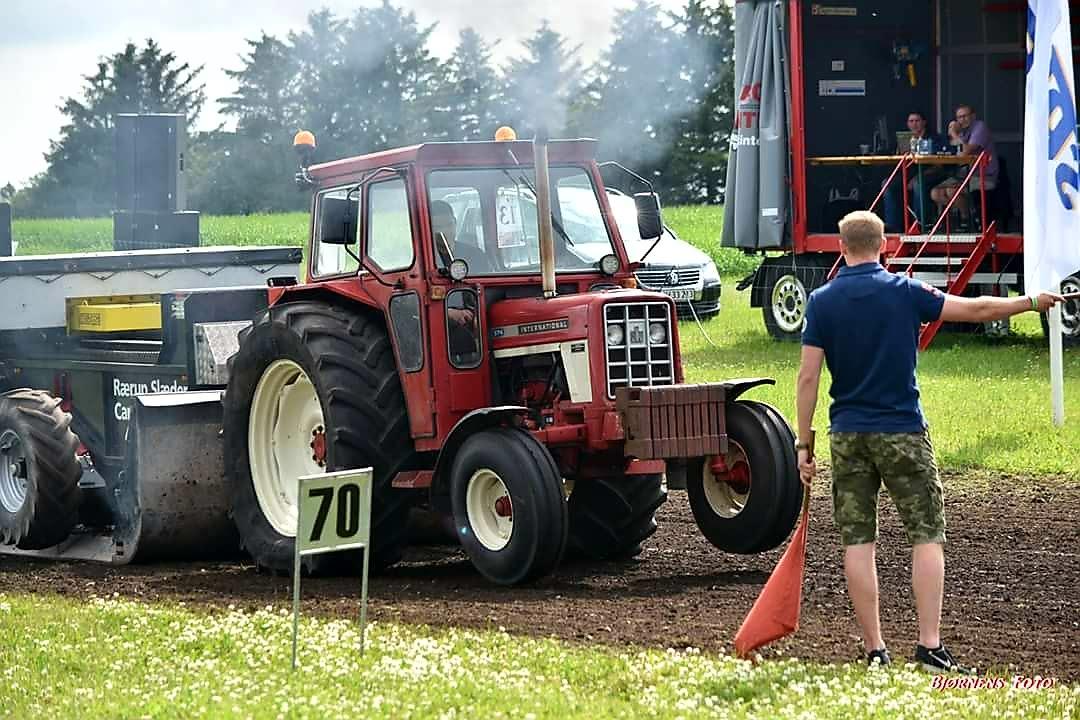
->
<box><xmin>667</xmin><ymin>269</ymin><xmax>680</xmax><ymax>286</ymax></box>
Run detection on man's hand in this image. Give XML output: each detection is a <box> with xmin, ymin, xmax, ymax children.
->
<box><xmin>448</xmin><ymin>308</ymin><xmax>475</xmax><ymax>326</ymax></box>
<box><xmin>947</xmin><ymin>120</ymin><xmax>960</xmax><ymax>141</ymax></box>
<box><xmin>798</xmin><ymin>448</ymin><xmax>816</xmax><ymax>488</ymax></box>
<box><xmin>1033</xmin><ymin>291</ymin><xmax>1066</xmax><ymax>313</ymax></box>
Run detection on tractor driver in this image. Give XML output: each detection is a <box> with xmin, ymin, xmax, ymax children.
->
<box><xmin>431</xmin><ymin>200</ymin><xmax>491</xmax><ymax>274</ymax></box>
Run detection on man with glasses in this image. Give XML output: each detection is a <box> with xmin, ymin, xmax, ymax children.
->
<box><xmin>930</xmin><ymin>105</ymin><xmax>999</xmax><ymax>222</ymax></box>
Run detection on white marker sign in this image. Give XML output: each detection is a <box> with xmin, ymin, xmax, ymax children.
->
<box><xmin>292</xmin><ymin>467</ymin><xmax>374</xmax><ymax>669</ymax></box>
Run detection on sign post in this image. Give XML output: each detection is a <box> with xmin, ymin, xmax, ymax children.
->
<box><xmin>292</xmin><ymin>467</ymin><xmax>374</xmax><ymax>670</ymax></box>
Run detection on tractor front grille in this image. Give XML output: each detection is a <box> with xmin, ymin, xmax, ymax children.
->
<box><xmin>604</xmin><ymin>302</ymin><xmax>674</xmax><ymax>399</ymax></box>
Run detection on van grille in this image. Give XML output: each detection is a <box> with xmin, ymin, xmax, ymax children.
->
<box><xmin>635</xmin><ymin>265</ymin><xmax>700</xmax><ymax>288</ymax></box>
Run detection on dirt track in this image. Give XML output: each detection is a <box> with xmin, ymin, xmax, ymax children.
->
<box><xmin>2</xmin><ymin>471</ymin><xmax>1077</xmax><ymax>681</ymax></box>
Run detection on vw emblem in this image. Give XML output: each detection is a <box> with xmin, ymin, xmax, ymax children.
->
<box><xmin>667</xmin><ymin>269</ymin><xmax>680</xmax><ymax>286</ymax></box>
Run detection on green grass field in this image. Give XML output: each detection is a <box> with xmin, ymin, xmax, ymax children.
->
<box><xmin>10</xmin><ymin>207</ymin><xmax>1078</xmax><ymax>476</ymax></box>
<box><xmin>0</xmin><ymin>594</ymin><xmax>1074</xmax><ymax>720</ymax></box>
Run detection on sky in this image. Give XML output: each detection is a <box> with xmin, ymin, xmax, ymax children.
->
<box><xmin>0</xmin><ymin>0</ymin><xmax>687</xmax><ymax>189</ymax></box>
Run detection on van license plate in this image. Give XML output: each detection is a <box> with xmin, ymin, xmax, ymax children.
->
<box><xmin>663</xmin><ymin>288</ymin><xmax>697</xmax><ymax>301</ymax></box>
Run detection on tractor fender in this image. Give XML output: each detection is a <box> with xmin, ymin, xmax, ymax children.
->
<box><xmin>720</xmin><ymin>377</ymin><xmax>776</xmax><ymax>403</ymax></box>
<box><xmin>429</xmin><ymin>406</ymin><xmax>530</xmax><ymax>512</ymax></box>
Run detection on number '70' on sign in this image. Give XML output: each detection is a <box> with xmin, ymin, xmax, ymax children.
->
<box><xmin>297</xmin><ymin>469</ymin><xmax>373</xmax><ymax>555</ymax></box>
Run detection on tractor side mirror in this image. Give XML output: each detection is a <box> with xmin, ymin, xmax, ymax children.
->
<box><xmin>634</xmin><ymin>192</ymin><xmax>664</xmax><ymax>240</ymax></box>
<box><xmin>320</xmin><ymin>195</ymin><xmax>355</xmax><ymax>245</ymax></box>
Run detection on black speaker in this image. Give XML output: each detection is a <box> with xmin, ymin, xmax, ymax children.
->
<box><xmin>113</xmin><ymin>210</ymin><xmax>200</xmax><ymax>251</ymax></box>
<box><xmin>114</xmin><ymin>114</ymin><xmax>187</xmax><ymax>213</ymax></box>
<box><xmin>0</xmin><ymin>203</ymin><xmax>10</xmax><ymax>257</ymax></box>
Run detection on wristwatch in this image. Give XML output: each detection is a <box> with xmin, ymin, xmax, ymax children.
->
<box><xmin>795</xmin><ymin>440</ymin><xmax>812</xmax><ymax>451</ymax></box>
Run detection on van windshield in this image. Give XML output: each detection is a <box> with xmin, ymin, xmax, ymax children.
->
<box><xmin>427</xmin><ymin>166</ymin><xmax>616</xmax><ymax>276</ymax></box>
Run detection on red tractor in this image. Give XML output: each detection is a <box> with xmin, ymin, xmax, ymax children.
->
<box><xmin>0</xmin><ymin>130</ymin><xmax>801</xmax><ymax>586</ymax></box>
<box><xmin>220</xmin><ymin>130</ymin><xmax>801</xmax><ymax>585</ymax></box>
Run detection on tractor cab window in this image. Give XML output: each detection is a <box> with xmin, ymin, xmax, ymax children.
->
<box><xmin>367</xmin><ymin>177</ymin><xmax>415</xmax><ymax>272</ymax></box>
<box><xmin>313</xmin><ymin>187</ymin><xmax>360</xmax><ymax>277</ymax></box>
<box><xmin>427</xmin><ymin>167</ymin><xmax>615</xmax><ymax>276</ymax></box>
<box><xmin>445</xmin><ymin>288</ymin><xmax>481</xmax><ymax>368</ymax></box>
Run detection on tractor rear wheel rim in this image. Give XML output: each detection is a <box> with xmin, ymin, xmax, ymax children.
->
<box><xmin>771</xmin><ymin>274</ymin><xmax>807</xmax><ymax>333</ymax></box>
<box><xmin>466</xmin><ymin>468</ymin><xmax>513</xmax><ymax>551</ymax></box>
<box><xmin>249</xmin><ymin>359</ymin><xmax>326</xmax><ymax>536</ymax></box>
<box><xmin>0</xmin><ymin>429</ymin><xmax>28</xmax><ymax>514</ymax></box>
<box><xmin>702</xmin><ymin>440</ymin><xmax>751</xmax><ymax>519</ymax></box>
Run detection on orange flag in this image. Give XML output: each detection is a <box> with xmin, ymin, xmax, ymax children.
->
<box><xmin>733</xmin><ymin>430</ymin><xmax>814</xmax><ymax>658</ymax></box>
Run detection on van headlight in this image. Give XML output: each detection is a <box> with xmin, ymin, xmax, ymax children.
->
<box><xmin>701</xmin><ymin>260</ymin><xmax>721</xmax><ymax>285</ymax></box>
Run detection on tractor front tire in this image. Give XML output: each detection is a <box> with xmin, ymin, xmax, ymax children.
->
<box><xmin>687</xmin><ymin>401</ymin><xmax>800</xmax><ymax>554</ymax></box>
<box><xmin>223</xmin><ymin>302</ymin><xmax>414</xmax><ymax>575</ymax></box>
<box><xmin>0</xmin><ymin>390</ymin><xmax>81</xmax><ymax>549</ymax></box>
<box><xmin>567</xmin><ymin>473</ymin><xmax>667</xmax><ymax>560</ymax></box>
<box><xmin>451</xmin><ymin>427</ymin><xmax>567</xmax><ymax>585</ymax></box>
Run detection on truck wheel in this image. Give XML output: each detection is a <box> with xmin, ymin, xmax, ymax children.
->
<box><xmin>223</xmin><ymin>302</ymin><xmax>414</xmax><ymax>574</ymax></box>
<box><xmin>687</xmin><ymin>401</ymin><xmax>800</xmax><ymax>554</ymax></box>
<box><xmin>763</xmin><ymin>270</ymin><xmax>810</xmax><ymax>341</ymax></box>
<box><xmin>0</xmin><ymin>390</ymin><xmax>80</xmax><ymax>549</ymax></box>
<box><xmin>451</xmin><ymin>427</ymin><xmax>567</xmax><ymax>585</ymax></box>
<box><xmin>1040</xmin><ymin>273</ymin><xmax>1080</xmax><ymax>346</ymax></box>
<box><xmin>567</xmin><ymin>473</ymin><xmax>666</xmax><ymax>560</ymax></box>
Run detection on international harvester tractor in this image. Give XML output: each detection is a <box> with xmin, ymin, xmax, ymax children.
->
<box><xmin>0</xmin><ymin>130</ymin><xmax>801</xmax><ymax>585</ymax></box>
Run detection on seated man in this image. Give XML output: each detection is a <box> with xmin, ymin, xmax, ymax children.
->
<box><xmin>431</xmin><ymin>199</ymin><xmax>492</xmax><ymax>274</ymax></box>
<box><xmin>883</xmin><ymin>111</ymin><xmax>947</xmax><ymax>232</ymax></box>
<box><xmin>930</xmin><ymin>104</ymin><xmax>998</xmax><ymax>222</ymax></box>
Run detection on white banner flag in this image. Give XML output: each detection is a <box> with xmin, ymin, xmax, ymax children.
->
<box><xmin>1024</xmin><ymin>0</ymin><xmax>1080</xmax><ymax>294</ymax></box>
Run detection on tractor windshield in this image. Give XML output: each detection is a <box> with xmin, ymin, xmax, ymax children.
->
<box><xmin>427</xmin><ymin>166</ymin><xmax>616</xmax><ymax>276</ymax></box>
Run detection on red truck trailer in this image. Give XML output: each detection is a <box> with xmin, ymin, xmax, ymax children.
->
<box><xmin>724</xmin><ymin>0</ymin><xmax>1079</xmax><ymax>347</ymax></box>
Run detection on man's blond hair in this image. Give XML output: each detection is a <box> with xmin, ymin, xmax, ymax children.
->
<box><xmin>838</xmin><ymin>211</ymin><xmax>884</xmax><ymax>255</ymax></box>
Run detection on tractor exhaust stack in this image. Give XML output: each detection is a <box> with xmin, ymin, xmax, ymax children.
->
<box><xmin>532</xmin><ymin>128</ymin><xmax>557</xmax><ymax>298</ymax></box>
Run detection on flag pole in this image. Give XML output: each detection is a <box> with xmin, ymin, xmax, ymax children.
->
<box><xmin>1049</xmin><ymin>303</ymin><xmax>1065</xmax><ymax>426</ymax></box>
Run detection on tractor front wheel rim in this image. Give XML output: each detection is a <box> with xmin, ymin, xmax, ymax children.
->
<box><xmin>702</xmin><ymin>440</ymin><xmax>752</xmax><ymax>519</ymax></box>
<box><xmin>466</xmin><ymin>468</ymin><xmax>513</xmax><ymax>552</ymax></box>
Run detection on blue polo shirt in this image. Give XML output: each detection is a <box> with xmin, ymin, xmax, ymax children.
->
<box><xmin>802</xmin><ymin>262</ymin><xmax>945</xmax><ymax>432</ymax></box>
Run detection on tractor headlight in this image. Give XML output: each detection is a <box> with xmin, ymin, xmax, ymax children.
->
<box><xmin>599</xmin><ymin>253</ymin><xmax>620</xmax><ymax>276</ymax></box>
<box><xmin>606</xmin><ymin>323</ymin><xmax>625</xmax><ymax>347</ymax></box>
<box><xmin>649</xmin><ymin>322</ymin><xmax>667</xmax><ymax>345</ymax></box>
<box><xmin>449</xmin><ymin>258</ymin><xmax>469</xmax><ymax>282</ymax></box>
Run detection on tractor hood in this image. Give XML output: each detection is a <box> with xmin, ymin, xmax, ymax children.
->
<box><xmin>487</xmin><ymin>288</ymin><xmax>674</xmax><ymax>352</ymax></box>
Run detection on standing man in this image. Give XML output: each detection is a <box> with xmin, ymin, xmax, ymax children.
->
<box><xmin>795</xmin><ymin>210</ymin><xmax>1062</xmax><ymax>673</ymax></box>
<box><xmin>930</xmin><ymin>104</ymin><xmax>999</xmax><ymax>220</ymax></box>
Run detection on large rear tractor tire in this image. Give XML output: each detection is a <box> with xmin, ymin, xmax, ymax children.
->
<box><xmin>567</xmin><ymin>473</ymin><xmax>667</xmax><ymax>560</ymax></box>
<box><xmin>0</xmin><ymin>390</ymin><xmax>81</xmax><ymax>549</ymax></box>
<box><xmin>451</xmin><ymin>427</ymin><xmax>567</xmax><ymax>585</ymax></box>
<box><xmin>687</xmin><ymin>401</ymin><xmax>800</xmax><ymax>554</ymax></box>
<box><xmin>223</xmin><ymin>302</ymin><xmax>414</xmax><ymax>574</ymax></box>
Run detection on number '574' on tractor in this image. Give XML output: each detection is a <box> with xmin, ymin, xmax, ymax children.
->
<box><xmin>0</xmin><ymin>129</ymin><xmax>801</xmax><ymax>585</ymax></box>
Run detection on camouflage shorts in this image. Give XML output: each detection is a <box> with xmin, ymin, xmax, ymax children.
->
<box><xmin>830</xmin><ymin>431</ymin><xmax>946</xmax><ymax>546</ymax></box>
